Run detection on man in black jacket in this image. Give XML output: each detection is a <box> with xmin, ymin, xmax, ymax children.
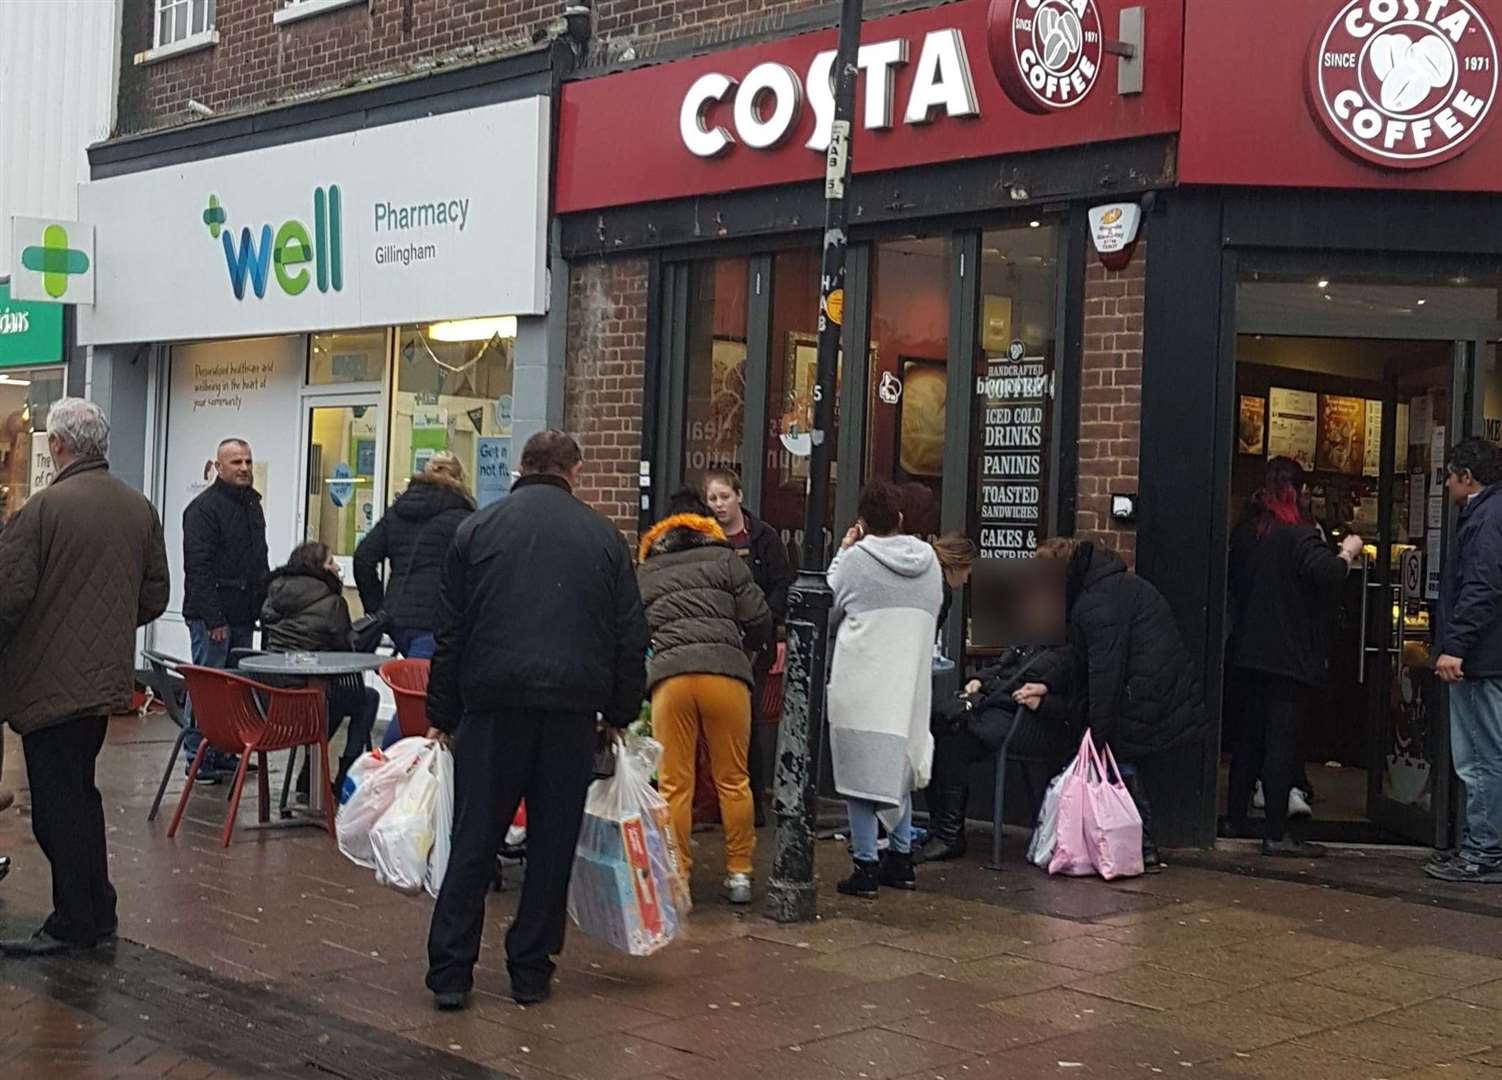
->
<box><xmin>181</xmin><ymin>438</ymin><xmax>269</xmax><ymax>777</ymax></box>
<box><xmin>426</xmin><ymin>430</ymin><xmax>648</xmax><ymax>1009</ymax></box>
<box><xmin>1432</xmin><ymin>437</ymin><xmax>1502</xmax><ymax>884</ymax></box>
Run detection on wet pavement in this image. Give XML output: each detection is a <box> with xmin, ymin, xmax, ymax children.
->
<box><xmin>3</xmin><ymin>713</ymin><xmax>1502</xmax><ymax>1079</ymax></box>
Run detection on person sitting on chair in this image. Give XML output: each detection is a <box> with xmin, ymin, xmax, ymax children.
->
<box><xmin>261</xmin><ymin>542</ymin><xmax>379</xmax><ymax>797</ymax></box>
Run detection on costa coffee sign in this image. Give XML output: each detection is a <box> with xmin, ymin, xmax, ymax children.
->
<box><xmin>555</xmin><ymin>0</ymin><xmax>1180</xmax><ymax>214</ymax></box>
<box><xmin>990</xmin><ymin>0</ymin><xmax>1106</xmax><ymax>112</ymax></box>
<box><xmin>1309</xmin><ymin>0</ymin><xmax>1499</xmax><ymax>168</ymax></box>
<box><xmin>679</xmin><ymin>30</ymin><xmax>979</xmax><ymax>158</ymax></box>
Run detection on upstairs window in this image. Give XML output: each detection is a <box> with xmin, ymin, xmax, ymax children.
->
<box><xmin>155</xmin><ymin>0</ymin><xmax>215</xmax><ymax>48</ymax></box>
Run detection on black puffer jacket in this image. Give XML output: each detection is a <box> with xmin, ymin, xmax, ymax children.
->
<box><xmin>354</xmin><ymin>473</ymin><xmax>474</xmax><ymax>631</ymax></box>
<box><xmin>261</xmin><ymin>566</ymin><xmax>352</xmax><ymax>653</ymax></box>
<box><xmin>742</xmin><ymin>512</ymin><xmax>795</xmax><ymax>623</ymax></box>
<box><xmin>1229</xmin><ymin>517</ymin><xmax>1351</xmax><ymax>687</ymax></box>
<box><xmin>182</xmin><ymin>480</ymin><xmax>269</xmax><ymax>627</ymax></box>
<box><xmin>638</xmin><ymin>514</ymin><xmax>773</xmax><ymax>692</ymax></box>
<box><xmin>1063</xmin><ymin>544</ymin><xmax>1206</xmax><ymax>761</ymax></box>
<box><xmin>427</xmin><ymin>474</ymin><xmax>648</xmax><ymax>733</ymax></box>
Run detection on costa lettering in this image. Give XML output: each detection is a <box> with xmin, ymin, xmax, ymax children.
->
<box><xmin>1310</xmin><ymin>0</ymin><xmax>1499</xmax><ymax>168</ymax></box>
<box><xmin>678</xmin><ymin>29</ymin><xmax>980</xmax><ymax>158</ymax></box>
<box><xmin>989</xmin><ymin>0</ymin><xmax>1104</xmax><ymax>113</ymax></box>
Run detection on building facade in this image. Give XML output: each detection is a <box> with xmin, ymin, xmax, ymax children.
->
<box><xmin>95</xmin><ymin>0</ymin><xmax>1502</xmax><ymax>848</ymax></box>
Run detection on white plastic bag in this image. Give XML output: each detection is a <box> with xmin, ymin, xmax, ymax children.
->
<box><xmin>568</xmin><ymin>737</ymin><xmax>689</xmax><ymax>956</ymax></box>
<box><xmin>425</xmin><ymin>746</ymin><xmax>454</xmax><ymax>899</ymax></box>
<box><xmin>1026</xmin><ymin>766</ymin><xmax>1069</xmax><ymax>870</ymax></box>
<box><xmin>369</xmin><ymin>745</ymin><xmax>450</xmax><ymax>895</ymax></box>
<box><xmin>335</xmin><ymin>736</ymin><xmax>431</xmax><ymax>870</ymax></box>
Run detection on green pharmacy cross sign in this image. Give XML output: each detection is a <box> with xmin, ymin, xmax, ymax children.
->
<box><xmin>20</xmin><ymin>224</ymin><xmax>90</xmax><ymax>299</ymax></box>
<box><xmin>10</xmin><ymin>216</ymin><xmax>95</xmax><ymax>305</ymax></box>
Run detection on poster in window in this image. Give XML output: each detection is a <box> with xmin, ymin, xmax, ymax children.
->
<box><xmin>1267</xmin><ymin>387</ymin><xmax>1317</xmax><ymax>471</ymax></box>
<box><xmin>1362</xmin><ymin>400</ymin><xmax>1383</xmax><ymax>477</ymax></box>
<box><xmin>1237</xmin><ymin>395</ymin><xmax>1266</xmax><ymax>456</ymax></box>
<box><xmin>1316</xmin><ymin>395</ymin><xmax>1365</xmax><ymax>476</ymax></box>
<box><xmin>896</xmin><ymin>359</ymin><xmax>946</xmax><ymax>478</ymax></box>
<box><xmin>779</xmin><ymin>332</ymin><xmax>857</xmax><ymax>486</ymax></box>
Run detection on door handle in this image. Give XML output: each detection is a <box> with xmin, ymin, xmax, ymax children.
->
<box><xmin>1357</xmin><ymin>554</ymin><xmax>1369</xmax><ymax>684</ymax></box>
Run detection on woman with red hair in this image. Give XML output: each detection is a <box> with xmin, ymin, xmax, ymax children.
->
<box><xmin>1226</xmin><ymin>457</ymin><xmax>1363</xmax><ymax>857</ymax></box>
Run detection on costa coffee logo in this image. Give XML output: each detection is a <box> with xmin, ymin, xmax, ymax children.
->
<box><xmin>1310</xmin><ymin>0</ymin><xmax>1498</xmax><ymax>168</ymax></box>
<box><xmin>989</xmin><ymin>0</ymin><xmax>1104</xmax><ymax>113</ymax></box>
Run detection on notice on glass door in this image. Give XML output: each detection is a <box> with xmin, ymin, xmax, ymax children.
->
<box><xmin>1408</xmin><ymin>471</ymin><xmax>1427</xmax><ymax>540</ymax></box>
<box><xmin>1363</xmin><ymin>399</ymin><xmax>1383</xmax><ymax>477</ymax></box>
<box><xmin>1426</xmin><ymin>528</ymin><xmax>1444</xmax><ymax>601</ymax></box>
<box><xmin>976</xmin><ymin>344</ymin><xmax>1050</xmax><ymax>560</ymax></box>
<box><xmin>1267</xmin><ymin>387</ymin><xmax>1317</xmax><ymax>471</ymax></box>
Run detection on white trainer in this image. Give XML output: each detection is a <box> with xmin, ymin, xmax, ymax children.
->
<box><xmin>723</xmin><ymin>873</ymin><xmax>753</xmax><ymax>905</ymax></box>
<box><xmin>1288</xmin><ymin>788</ymin><xmax>1313</xmax><ymax>817</ymax></box>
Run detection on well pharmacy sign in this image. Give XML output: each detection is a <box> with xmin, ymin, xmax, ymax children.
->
<box><xmin>76</xmin><ymin>98</ymin><xmax>549</xmax><ymax>345</ymax></box>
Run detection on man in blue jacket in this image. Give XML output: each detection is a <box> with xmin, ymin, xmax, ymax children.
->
<box><xmin>1433</xmin><ymin>436</ymin><xmax>1502</xmax><ymax>884</ymax></box>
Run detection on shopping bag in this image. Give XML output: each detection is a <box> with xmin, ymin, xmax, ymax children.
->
<box><xmin>335</xmin><ymin>736</ymin><xmax>431</xmax><ymax>870</ymax></box>
<box><xmin>368</xmin><ymin>740</ymin><xmax>452</xmax><ymax>895</ymax></box>
<box><xmin>1082</xmin><ymin>740</ymin><xmax>1143</xmax><ymax>881</ymax></box>
<box><xmin>568</xmin><ymin>736</ymin><xmax>689</xmax><ymax>956</ymax></box>
<box><xmin>1026</xmin><ymin>766</ymin><xmax>1069</xmax><ymax>870</ymax></box>
<box><xmin>1048</xmin><ymin>731</ymin><xmax>1099</xmax><ymax>877</ymax></box>
<box><xmin>424</xmin><ymin>744</ymin><xmax>455</xmax><ymax>899</ymax></box>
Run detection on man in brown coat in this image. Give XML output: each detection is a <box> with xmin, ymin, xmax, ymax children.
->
<box><xmin>0</xmin><ymin>398</ymin><xmax>169</xmax><ymax>956</ymax></box>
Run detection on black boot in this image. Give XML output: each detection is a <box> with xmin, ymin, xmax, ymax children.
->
<box><xmin>1121</xmin><ymin>767</ymin><xmax>1163</xmax><ymax>872</ymax></box>
<box><xmin>879</xmin><ymin>850</ymin><xmax>916</xmax><ymax>890</ymax></box>
<box><xmin>836</xmin><ymin>858</ymin><xmax>880</xmax><ymax>899</ymax></box>
<box><xmin>914</xmin><ymin>784</ymin><xmax>969</xmax><ymax>864</ymax></box>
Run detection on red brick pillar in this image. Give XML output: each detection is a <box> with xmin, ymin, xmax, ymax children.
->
<box><xmin>565</xmin><ymin>257</ymin><xmax>648</xmax><ymax>541</ymax></box>
<box><xmin>1075</xmin><ymin>244</ymin><xmax>1146</xmax><ymax>568</ymax></box>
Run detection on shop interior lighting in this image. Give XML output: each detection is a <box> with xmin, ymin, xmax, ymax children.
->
<box><xmin>1028</xmin><ymin>220</ymin><xmax>1041</xmax><ymax>228</ymax></box>
<box><xmin>1417</xmin><ymin>298</ymin><xmax>1428</xmax><ymax>305</ymax></box>
<box><xmin>428</xmin><ymin>316</ymin><xmax>518</xmax><ymax>342</ymax></box>
<box><xmin>0</xmin><ymin>376</ymin><xmax>31</xmax><ymax>386</ymax></box>
<box><xmin>1317</xmin><ymin>278</ymin><xmax>1330</xmax><ymax>288</ymax></box>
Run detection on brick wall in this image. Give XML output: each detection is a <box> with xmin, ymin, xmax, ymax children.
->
<box><xmin>1074</xmin><ymin>244</ymin><xmax>1146</xmax><ymax>567</ymax></box>
<box><xmin>117</xmin><ymin>0</ymin><xmax>855</xmax><ymax>136</ymax></box>
<box><xmin>565</xmin><ymin>256</ymin><xmax>648</xmax><ymax>537</ymax></box>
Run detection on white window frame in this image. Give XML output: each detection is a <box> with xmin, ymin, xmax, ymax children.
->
<box><xmin>273</xmin><ymin>0</ymin><xmax>369</xmax><ymax>27</ymax></box>
<box><xmin>135</xmin><ymin>0</ymin><xmax>217</xmax><ymax>66</ymax></box>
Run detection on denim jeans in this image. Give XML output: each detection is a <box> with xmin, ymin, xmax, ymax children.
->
<box><xmin>183</xmin><ymin>620</ymin><xmax>255</xmax><ymax>765</ymax></box>
<box><xmin>381</xmin><ymin>628</ymin><xmax>437</xmax><ymax>749</ymax></box>
<box><xmin>847</xmin><ymin>795</ymin><xmax>912</xmax><ymax>861</ymax></box>
<box><xmin>1448</xmin><ymin>677</ymin><xmax>1502</xmax><ymax>868</ymax></box>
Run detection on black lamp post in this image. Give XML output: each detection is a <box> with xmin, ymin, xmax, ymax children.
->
<box><xmin>764</xmin><ymin>0</ymin><xmax>864</xmax><ymax>925</ymax></box>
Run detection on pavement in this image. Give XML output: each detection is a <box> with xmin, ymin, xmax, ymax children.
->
<box><xmin>3</xmin><ymin>712</ymin><xmax>1502</xmax><ymax>1079</ymax></box>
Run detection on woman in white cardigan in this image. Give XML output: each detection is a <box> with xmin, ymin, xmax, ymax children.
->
<box><xmin>827</xmin><ymin>479</ymin><xmax>944</xmax><ymax>898</ymax></box>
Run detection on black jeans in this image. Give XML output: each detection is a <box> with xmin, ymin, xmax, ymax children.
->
<box><xmin>23</xmin><ymin>715</ymin><xmax>116</xmax><ymax>945</ymax></box>
<box><xmin>427</xmin><ymin>710</ymin><xmax>597</xmax><ymax>994</ymax></box>
<box><xmin>926</xmin><ymin>710</ymin><xmax>1076</xmax><ymax>846</ymax></box>
<box><xmin>1228</xmin><ymin>670</ymin><xmax>1307</xmax><ymax>842</ymax></box>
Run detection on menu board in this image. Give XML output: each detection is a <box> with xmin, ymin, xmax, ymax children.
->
<box><xmin>1267</xmin><ymin>387</ymin><xmax>1317</xmax><ymax>470</ymax></box>
<box><xmin>976</xmin><ymin>343</ymin><xmax>1049</xmax><ymax>560</ymax></box>
<box><xmin>1317</xmin><ymin>394</ymin><xmax>1366</xmax><ymax>476</ymax></box>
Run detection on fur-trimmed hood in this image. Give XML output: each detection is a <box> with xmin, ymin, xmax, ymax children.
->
<box><xmin>638</xmin><ymin>513</ymin><xmax>728</xmax><ymax>562</ymax></box>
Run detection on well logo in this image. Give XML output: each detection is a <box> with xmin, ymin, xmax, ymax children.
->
<box><xmin>20</xmin><ymin>224</ymin><xmax>91</xmax><ymax>299</ymax></box>
<box><xmin>205</xmin><ymin>186</ymin><xmax>343</xmax><ymax>300</ymax></box>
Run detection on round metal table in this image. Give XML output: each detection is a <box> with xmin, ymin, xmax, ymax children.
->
<box><xmin>237</xmin><ymin>652</ymin><xmax>387</xmax><ymax>823</ymax></box>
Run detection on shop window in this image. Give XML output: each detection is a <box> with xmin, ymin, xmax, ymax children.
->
<box><xmin>763</xmin><ymin>249</ymin><xmax>835</xmax><ymax>563</ymax></box>
<box><xmin>683</xmin><ymin>258</ymin><xmax>749</xmax><ymax>489</ymax></box>
<box><xmin>971</xmin><ymin>225</ymin><xmax>1059</xmax><ymax>560</ymax></box>
<box><xmin>309</xmin><ymin>329</ymin><xmax>387</xmax><ymax>385</ymax></box>
<box><xmin>0</xmin><ymin>367</ymin><xmax>66</xmax><ymax>523</ymax></box>
<box><xmin>389</xmin><ymin>319</ymin><xmax>516</xmax><ymax>508</ymax></box>
<box><xmin>156</xmin><ymin>0</ymin><xmax>215</xmax><ymax>47</ymax></box>
<box><xmin>865</xmin><ymin>237</ymin><xmax>951</xmax><ymax>538</ymax></box>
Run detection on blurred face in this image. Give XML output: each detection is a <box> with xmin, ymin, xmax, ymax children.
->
<box><xmin>324</xmin><ymin>553</ymin><xmax>342</xmax><ymax>577</ymax></box>
<box><xmin>706</xmin><ymin>479</ymin><xmax>743</xmax><ymax>527</ymax></box>
<box><xmin>217</xmin><ymin>441</ymin><xmax>254</xmax><ymax>488</ymax></box>
<box><xmin>943</xmin><ymin>564</ymin><xmax>973</xmax><ymax>589</ymax></box>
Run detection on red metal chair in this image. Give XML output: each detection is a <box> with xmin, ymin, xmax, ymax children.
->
<box><xmin>168</xmin><ymin>666</ymin><xmax>333</xmax><ymax>847</ymax></box>
<box><xmin>378</xmin><ymin>659</ymin><xmax>431</xmax><ymax>739</ymax></box>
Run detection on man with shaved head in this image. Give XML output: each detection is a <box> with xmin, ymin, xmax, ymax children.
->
<box><xmin>181</xmin><ymin>437</ymin><xmax>269</xmax><ymax>777</ymax></box>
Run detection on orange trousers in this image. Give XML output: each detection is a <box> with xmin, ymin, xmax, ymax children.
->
<box><xmin>652</xmin><ymin>673</ymin><xmax>754</xmax><ymax>878</ymax></box>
